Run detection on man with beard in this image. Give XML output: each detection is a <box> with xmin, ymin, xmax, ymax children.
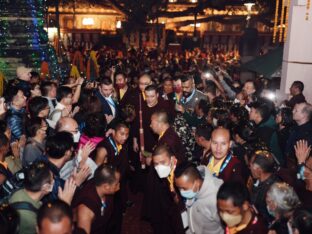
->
<box><xmin>175</xmin><ymin>75</ymin><xmax>207</xmax><ymax>114</ymax></box>
<box><xmin>94</xmin><ymin>123</ymin><xmax>130</xmax><ymax>234</ymax></box>
<box><xmin>114</xmin><ymin>72</ymin><xmax>135</xmax><ymax>108</ymax></box>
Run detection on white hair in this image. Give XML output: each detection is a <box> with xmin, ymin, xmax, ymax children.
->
<box><xmin>267</xmin><ymin>182</ymin><xmax>300</xmax><ymax>214</ymax></box>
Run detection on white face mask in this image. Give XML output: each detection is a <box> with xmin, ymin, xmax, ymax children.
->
<box><xmin>46</xmin><ymin>180</ymin><xmax>54</xmax><ymax>193</ymax></box>
<box><xmin>155</xmin><ymin>163</ymin><xmax>172</xmax><ymax>178</ymax></box>
<box><xmin>73</xmin><ymin>131</ymin><xmax>81</xmax><ymax>143</ymax></box>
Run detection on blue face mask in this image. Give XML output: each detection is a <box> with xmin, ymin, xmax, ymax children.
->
<box><xmin>298</xmin><ymin>166</ymin><xmax>305</xmax><ymax>180</ymax></box>
<box><xmin>180</xmin><ymin>184</ymin><xmax>198</xmax><ymax>200</ymax></box>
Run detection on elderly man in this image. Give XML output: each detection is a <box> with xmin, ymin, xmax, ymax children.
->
<box><xmin>286</xmin><ymin>102</ymin><xmax>312</xmax><ymax>169</ymax></box>
<box><xmin>7</xmin><ymin>66</ymin><xmax>32</xmax><ymax>98</ymax></box>
<box><xmin>56</xmin><ymin>117</ymin><xmax>97</xmax><ymax>181</ymax></box>
<box><xmin>174</xmin><ymin>162</ymin><xmax>224</xmax><ymax>234</ymax></box>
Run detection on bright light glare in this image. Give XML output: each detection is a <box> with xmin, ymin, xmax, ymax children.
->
<box><xmin>82</xmin><ymin>18</ymin><xmax>94</xmax><ymax>26</ymax></box>
<box><xmin>116</xmin><ymin>20</ymin><xmax>122</xmax><ymax>29</ymax></box>
<box><xmin>244</xmin><ymin>3</ymin><xmax>255</xmax><ymax>12</ymax></box>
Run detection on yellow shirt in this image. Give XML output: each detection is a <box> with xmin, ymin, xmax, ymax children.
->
<box><xmin>142</xmin><ymin>91</ymin><xmax>146</xmax><ymax>101</ymax></box>
<box><xmin>167</xmin><ymin>167</ymin><xmax>175</xmax><ymax>193</ymax></box>
<box><xmin>117</xmin><ymin>144</ymin><xmax>122</xmax><ymax>154</ymax></box>
<box><xmin>119</xmin><ymin>88</ymin><xmax>126</xmax><ymax>100</ymax></box>
<box><xmin>207</xmin><ymin>157</ymin><xmax>226</xmax><ymax>176</ymax></box>
<box><xmin>228</xmin><ymin>224</ymin><xmax>248</xmax><ymax>234</ymax></box>
<box><xmin>158</xmin><ymin>131</ymin><xmax>166</xmax><ymax>140</ymax></box>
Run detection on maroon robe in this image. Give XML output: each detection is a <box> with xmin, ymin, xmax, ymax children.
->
<box><xmin>132</xmin><ymin>96</ymin><xmax>173</xmax><ymax>153</ymax></box>
<box><xmin>96</xmin><ymin>137</ymin><xmax>130</xmax><ymax>234</ymax></box>
<box><xmin>156</xmin><ymin>127</ymin><xmax>186</xmax><ymax>162</ymax></box>
<box><xmin>116</xmin><ymin>86</ymin><xmax>136</xmax><ymax>108</ymax></box>
<box><xmin>142</xmin><ymin>167</ymin><xmax>185</xmax><ymax>234</ymax></box>
<box><xmin>72</xmin><ymin>179</ymin><xmax>114</xmax><ymax>234</ymax></box>
<box><xmin>203</xmin><ymin>153</ymin><xmax>246</xmax><ymax>184</ymax></box>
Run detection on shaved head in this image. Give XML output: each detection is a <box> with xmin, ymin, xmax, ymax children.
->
<box><xmin>152</xmin><ymin>111</ymin><xmax>169</xmax><ymax>124</ymax></box>
<box><xmin>55</xmin><ymin>117</ymin><xmax>78</xmax><ymax>133</ymax></box>
<box><xmin>211</xmin><ymin>127</ymin><xmax>231</xmax><ymax>160</ymax></box>
<box><xmin>211</xmin><ymin>128</ymin><xmax>230</xmax><ymax>142</ymax></box>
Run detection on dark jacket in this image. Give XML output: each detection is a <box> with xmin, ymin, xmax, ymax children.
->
<box><xmin>6</xmin><ymin>106</ymin><xmax>25</xmax><ymax>142</ymax></box>
<box><xmin>251</xmin><ymin>174</ymin><xmax>281</xmax><ymax>224</ymax></box>
<box><xmin>285</xmin><ymin>93</ymin><xmax>306</xmax><ymax>109</ymax></box>
<box><xmin>95</xmin><ymin>90</ymin><xmax>118</xmax><ymax>117</ymax></box>
<box><xmin>253</xmin><ymin>116</ymin><xmax>284</xmax><ymax>166</ymax></box>
<box><xmin>286</xmin><ymin>122</ymin><xmax>312</xmax><ymax>161</ymax></box>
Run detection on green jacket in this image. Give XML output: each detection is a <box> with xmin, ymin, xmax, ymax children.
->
<box><xmin>9</xmin><ymin>189</ymin><xmax>41</xmax><ymax>234</ymax></box>
<box><xmin>257</xmin><ymin>116</ymin><xmax>284</xmax><ymax>165</ymax></box>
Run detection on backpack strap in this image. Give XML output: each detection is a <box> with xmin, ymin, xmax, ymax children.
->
<box><xmin>10</xmin><ymin>201</ymin><xmax>38</xmax><ymax>213</ymax></box>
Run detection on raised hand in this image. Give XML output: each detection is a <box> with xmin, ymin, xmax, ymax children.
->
<box><xmin>294</xmin><ymin>140</ymin><xmax>311</xmax><ymax>164</ymax></box>
<box><xmin>80</xmin><ymin>141</ymin><xmax>96</xmax><ymax>165</ymax></box>
<box><xmin>72</xmin><ymin>164</ymin><xmax>91</xmax><ymax>187</ymax></box>
<box><xmin>58</xmin><ymin>178</ymin><xmax>77</xmax><ymax>205</ymax></box>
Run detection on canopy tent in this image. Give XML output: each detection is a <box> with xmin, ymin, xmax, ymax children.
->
<box><xmin>241</xmin><ymin>46</ymin><xmax>283</xmax><ymax>78</ymax></box>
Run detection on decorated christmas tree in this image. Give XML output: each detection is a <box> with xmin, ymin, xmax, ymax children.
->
<box><xmin>0</xmin><ymin>0</ymin><xmax>60</xmax><ymax>80</ymax></box>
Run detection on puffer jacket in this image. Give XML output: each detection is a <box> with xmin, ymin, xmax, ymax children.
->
<box><xmin>6</xmin><ymin>106</ymin><xmax>25</xmax><ymax>142</ymax></box>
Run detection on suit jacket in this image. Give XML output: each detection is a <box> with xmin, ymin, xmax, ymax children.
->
<box><xmin>95</xmin><ymin>90</ymin><xmax>118</xmax><ymax>117</ymax></box>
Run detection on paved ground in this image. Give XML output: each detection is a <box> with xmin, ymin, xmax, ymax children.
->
<box><xmin>121</xmin><ymin>191</ymin><xmax>153</xmax><ymax>234</ymax></box>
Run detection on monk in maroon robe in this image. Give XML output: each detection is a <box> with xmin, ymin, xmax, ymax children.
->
<box><xmin>150</xmin><ymin>110</ymin><xmax>186</xmax><ymax>162</ymax></box>
<box><xmin>94</xmin><ymin>123</ymin><xmax>130</xmax><ymax>234</ymax></box>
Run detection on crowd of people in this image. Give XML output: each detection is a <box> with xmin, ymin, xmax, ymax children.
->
<box><xmin>0</xmin><ymin>47</ymin><xmax>312</xmax><ymax>234</ymax></box>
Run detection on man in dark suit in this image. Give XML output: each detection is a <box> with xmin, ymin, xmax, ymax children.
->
<box><xmin>95</xmin><ymin>78</ymin><xmax>118</xmax><ymax>125</ymax></box>
<box><xmin>150</xmin><ymin>110</ymin><xmax>186</xmax><ymax>162</ymax></box>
